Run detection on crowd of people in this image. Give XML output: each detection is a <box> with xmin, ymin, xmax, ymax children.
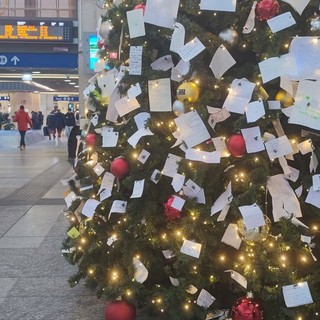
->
<box><xmin>10</xmin><ymin>105</ymin><xmax>77</xmax><ymax>152</ymax></box>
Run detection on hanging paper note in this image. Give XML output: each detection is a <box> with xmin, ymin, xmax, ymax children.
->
<box><xmin>130</xmin><ymin>179</ymin><xmax>145</xmax><ymax>198</ymax></box>
<box><xmin>306</xmin><ymin>187</ymin><xmax>320</xmax><ymax>208</ymax></box>
<box><xmin>171</xmin><ymin>195</ymin><xmax>186</xmax><ymax>211</ymax></box>
<box><xmin>170</xmin><ymin>22</ymin><xmax>185</xmax><ymax>53</ymax></box>
<box><xmin>162</xmin><ymin>153</ymin><xmax>182</xmax><ymax>178</ymax></box>
<box><xmin>133</xmin><ymin>257</ymin><xmax>148</xmax><ymax>283</ymax></box>
<box><xmin>210</xmin><ymin>45</ymin><xmax>236</xmax><ymax>79</ymax></box>
<box><xmin>82</xmin><ymin>199</ymin><xmax>101</xmax><ymax>219</ymax></box>
<box><xmin>150</xmin><ymin>169</ymin><xmax>161</xmax><ymax>184</ymax></box>
<box><xmin>102</xmin><ymin>130</ymin><xmax>119</xmax><ymax>148</ymax></box>
<box><xmin>241</xmin><ymin>126</ymin><xmax>265</xmax><ymax>153</ymax></box>
<box><xmin>172</xmin><ymin>173</ymin><xmax>185</xmax><ymax>192</ymax></box>
<box><xmin>239</xmin><ymin>204</ymin><xmax>265</xmax><ymax>230</ymax></box>
<box><xmin>144</xmin><ymin>0</ymin><xmax>179</xmax><ymax>29</ymax></box>
<box><xmin>93</xmin><ymin>163</ymin><xmax>105</xmax><ymax>176</ymax></box>
<box><xmin>297</xmin><ymin>139</ymin><xmax>313</xmax><ymax>155</ymax></box>
<box><xmin>177</xmin><ymin>37</ymin><xmax>206</xmax><ymax>62</ymax></box>
<box><xmin>107</xmin><ymin>235</ymin><xmax>118</xmax><ymax>246</ymax></box>
<box><xmin>185</xmin><ymin>149</ymin><xmax>220</xmax><ymax>164</ymax></box>
<box><xmin>211</xmin><ymin>182</ymin><xmax>232</xmax><ymax>215</ymax></box>
<box><xmin>127</xmin><ymin>128</ymin><xmax>154</xmax><ymax>148</ymax></box>
<box><xmin>196</xmin><ymin>289</ymin><xmax>216</xmax><ymax>309</ymax></box>
<box><xmin>129</xmin><ymin>46</ymin><xmax>143</xmax><ymax>75</ymax></box>
<box><xmin>148</xmin><ymin>78</ymin><xmax>172</xmax><ymax>112</ymax></box>
<box><xmin>134</xmin><ymin>112</ymin><xmax>151</xmax><ymax>129</ymax></box>
<box><xmin>225</xmin><ymin>270</ymin><xmax>247</xmax><ymax>289</ymax></box>
<box><xmin>267</xmin><ymin>12</ymin><xmax>296</xmax><ymax>33</ymax></box>
<box><xmin>200</xmin><ymin>0</ymin><xmax>237</xmax><ymax>12</ymax></box>
<box><xmin>265</xmin><ymin>136</ymin><xmax>293</xmax><ymax>160</ymax></box>
<box><xmin>97</xmin><ymin>71</ymin><xmax>118</xmax><ymax>98</ymax></box>
<box><xmin>65</xmin><ymin>191</ymin><xmax>77</xmax><ymax>209</ymax></box>
<box><xmin>221</xmin><ymin>223</ymin><xmax>241</xmax><ymax>249</ymax></box>
<box><xmin>282</xmin><ymin>282</ymin><xmax>313</xmax><ymax>308</ymax></box>
<box><xmin>98</xmin><ymin>172</ymin><xmax>115</xmax><ymax>195</ymax></box>
<box><xmin>180</xmin><ymin>239</ymin><xmax>202</xmax><ymax>258</ymax></box>
<box><xmin>281</xmin><ymin>0</ymin><xmax>310</xmax><ymax>15</ymax></box>
<box><xmin>212</xmin><ymin>137</ymin><xmax>230</xmax><ymax>157</ymax></box>
<box><xmin>151</xmin><ymin>55</ymin><xmax>174</xmax><ymax>71</ymax></box>
<box><xmin>162</xmin><ymin>250</ymin><xmax>175</xmax><ymax>259</ymax></box>
<box><xmin>127</xmin><ymin>83</ymin><xmax>142</xmax><ymax>99</ymax></box>
<box><xmin>243</xmin><ymin>1</ymin><xmax>257</xmax><ymax>33</ymax></box>
<box><xmin>106</xmin><ymin>89</ymin><xmax>120</xmax><ymax>123</ymax></box>
<box><xmin>223</xmin><ymin>78</ymin><xmax>255</xmax><ymax>114</ymax></box>
<box><xmin>126</xmin><ymin>9</ymin><xmax>146</xmax><ymax>38</ymax></box>
<box><xmin>109</xmin><ymin>200</ymin><xmax>127</xmax><ymax>214</ymax></box>
<box><xmin>137</xmin><ymin>149</ymin><xmax>151</xmax><ymax>164</ymax></box>
<box><xmin>115</xmin><ymin>97</ymin><xmax>140</xmax><ymax>117</ymax></box>
<box><xmin>174</xmin><ymin>111</ymin><xmax>210</xmax><ymax>148</ymax></box>
<box><xmin>245</xmin><ymin>99</ymin><xmax>265</xmax><ymax>123</ymax></box>
<box><xmin>310</xmin><ymin>152</ymin><xmax>319</xmax><ymax>173</ymax></box>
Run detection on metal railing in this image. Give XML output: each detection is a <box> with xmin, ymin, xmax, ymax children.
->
<box><xmin>0</xmin><ymin>0</ymin><xmax>77</xmax><ymax>19</ymax></box>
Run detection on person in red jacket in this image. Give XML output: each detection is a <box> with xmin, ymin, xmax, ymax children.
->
<box><xmin>13</xmin><ymin>105</ymin><xmax>32</xmax><ymax>150</ymax></box>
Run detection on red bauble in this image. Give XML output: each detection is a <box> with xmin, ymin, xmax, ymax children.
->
<box><xmin>85</xmin><ymin>133</ymin><xmax>97</xmax><ymax>146</ymax></box>
<box><xmin>110</xmin><ymin>157</ymin><xmax>130</xmax><ymax>180</ymax></box>
<box><xmin>105</xmin><ymin>300</ymin><xmax>136</xmax><ymax>320</ymax></box>
<box><xmin>98</xmin><ymin>39</ymin><xmax>106</xmax><ymax>49</ymax></box>
<box><xmin>232</xmin><ymin>295</ymin><xmax>264</xmax><ymax>320</ymax></box>
<box><xmin>164</xmin><ymin>196</ymin><xmax>182</xmax><ymax>220</ymax></box>
<box><xmin>134</xmin><ymin>4</ymin><xmax>146</xmax><ymax>14</ymax></box>
<box><xmin>256</xmin><ymin>0</ymin><xmax>280</xmax><ymax>21</ymax></box>
<box><xmin>227</xmin><ymin>134</ymin><xmax>246</xmax><ymax>158</ymax></box>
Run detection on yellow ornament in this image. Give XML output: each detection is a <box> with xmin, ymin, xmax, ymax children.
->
<box><xmin>237</xmin><ymin>215</ymin><xmax>271</xmax><ymax>246</ymax></box>
<box><xmin>177</xmin><ymin>82</ymin><xmax>200</xmax><ymax>103</ymax></box>
<box><xmin>275</xmin><ymin>89</ymin><xmax>294</xmax><ymax>107</ymax></box>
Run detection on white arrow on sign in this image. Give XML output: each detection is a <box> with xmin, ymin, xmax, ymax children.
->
<box><xmin>11</xmin><ymin>56</ymin><xmax>20</xmax><ymax>65</ymax></box>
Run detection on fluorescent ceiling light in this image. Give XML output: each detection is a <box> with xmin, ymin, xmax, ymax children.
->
<box><xmin>22</xmin><ymin>73</ymin><xmax>32</xmax><ymax>81</ymax></box>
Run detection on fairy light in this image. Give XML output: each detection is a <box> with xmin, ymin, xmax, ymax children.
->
<box><xmin>81</xmin><ymin>238</ymin><xmax>86</xmax><ymax>244</ymax></box>
<box><xmin>301</xmin><ymin>256</ymin><xmax>307</xmax><ymax>263</ymax></box>
<box><xmin>88</xmin><ymin>268</ymin><xmax>94</xmax><ymax>275</ymax></box>
<box><xmin>219</xmin><ymin>255</ymin><xmax>226</xmax><ymax>262</ymax></box>
<box><xmin>126</xmin><ymin>290</ymin><xmax>132</xmax><ymax>296</ymax></box>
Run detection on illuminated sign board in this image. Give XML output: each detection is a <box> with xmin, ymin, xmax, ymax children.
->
<box><xmin>0</xmin><ymin>20</ymin><xmax>74</xmax><ymax>42</ymax></box>
<box><xmin>89</xmin><ymin>34</ymin><xmax>99</xmax><ymax>71</ymax></box>
<box><xmin>0</xmin><ymin>96</ymin><xmax>10</xmax><ymax>101</ymax></box>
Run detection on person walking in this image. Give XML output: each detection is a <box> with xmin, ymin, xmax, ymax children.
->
<box><xmin>46</xmin><ymin>112</ymin><xmax>56</xmax><ymax>140</ymax></box>
<box><xmin>13</xmin><ymin>105</ymin><xmax>32</xmax><ymax>150</ymax></box>
<box><xmin>64</xmin><ymin>107</ymin><xmax>76</xmax><ymax>140</ymax></box>
<box><xmin>38</xmin><ymin>111</ymin><xmax>44</xmax><ymax>130</ymax></box>
<box><xmin>31</xmin><ymin>111</ymin><xmax>40</xmax><ymax>130</ymax></box>
<box><xmin>54</xmin><ymin>109</ymin><xmax>65</xmax><ymax>141</ymax></box>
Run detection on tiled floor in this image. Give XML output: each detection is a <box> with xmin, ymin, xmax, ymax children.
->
<box><xmin>0</xmin><ymin>138</ymin><xmax>162</xmax><ymax>320</ymax></box>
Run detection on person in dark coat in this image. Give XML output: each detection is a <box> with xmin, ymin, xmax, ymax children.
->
<box><xmin>38</xmin><ymin>111</ymin><xmax>44</xmax><ymax>130</ymax></box>
<box><xmin>64</xmin><ymin>108</ymin><xmax>76</xmax><ymax>140</ymax></box>
<box><xmin>54</xmin><ymin>109</ymin><xmax>65</xmax><ymax>140</ymax></box>
<box><xmin>13</xmin><ymin>105</ymin><xmax>32</xmax><ymax>150</ymax></box>
<box><xmin>46</xmin><ymin>112</ymin><xmax>56</xmax><ymax>140</ymax></box>
<box><xmin>31</xmin><ymin>111</ymin><xmax>39</xmax><ymax>130</ymax></box>
<box><xmin>68</xmin><ymin>125</ymin><xmax>82</xmax><ymax>163</ymax></box>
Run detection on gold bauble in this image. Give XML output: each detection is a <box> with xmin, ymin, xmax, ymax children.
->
<box><xmin>237</xmin><ymin>215</ymin><xmax>271</xmax><ymax>246</ymax></box>
<box><xmin>177</xmin><ymin>82</ymin><xmax>200</xmax><ymax>103</ymax></box>
<box><xmin>275</xmin><ymin>90</ymin><xmax>294</xmax><ymax>108</ymax></box>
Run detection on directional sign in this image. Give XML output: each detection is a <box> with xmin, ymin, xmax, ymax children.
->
<box><xmin>0</xmin><ymin>96</ymin><xmax>10</xmax><ymax>101</ymax></box>
<box><xmin>0</xmin><ymin>53</ymin><xmax>77</xmax><ymax>68</ymax></box>
<box><xmin>53</xmin><ymin>96</ymin><xmax>79</xmax><ymax>102</ymax></box>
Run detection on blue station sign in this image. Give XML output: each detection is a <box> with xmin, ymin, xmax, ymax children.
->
<box><xmin>53</xmin><ymin>96</ymin><xmax>79</xmax><ymax>102</ymax></box>
<box><xmin>0</xmin><ymin>53</ymin><xmax>77</xmax><ymax>68</ymax></box>
<box><xmin>0</xmin><ymin>96</ymin><xmax>10</xmax><ymax>101</ymax></box>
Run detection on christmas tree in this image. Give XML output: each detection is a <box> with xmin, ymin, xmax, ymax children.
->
<box><xmin>63</xmin><ymin>0</ymin><xmax>320</xmax><ymax>319</ymax></box>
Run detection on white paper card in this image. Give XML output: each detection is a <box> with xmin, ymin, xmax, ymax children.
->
<box><xmin>172</xmin><ymin>173</ymin><xmax>185</xmax><ymax>192</ymax></box>
<box><xmin>282</xmin><ymin>282</ymin><xmax>313</xmax><ymax>307</ymax></box>
<box><xmin>106</xmin><ymin>88</ymin><xmax>120</xmax><ymax>123</ymax></box>
<box><xmin>241</xmin><ymin>126</ymin><xmax>265</xmax><ymax>153</ymax></box>
<box><xmin>138</xmin><ymin>149</ymin><xmax>151</xmax><ymax>164</ymax></box>
<box><xmin>97</xmin><ymin>72</ymin><xmax>118</xmax><ymax>98</ymax></box>
<box><xmin>151</xmin><ymin>169</ymin><xmax>161</xmax><ymax>184</ymax></box>
<box><xmin>310</xmin><ymin>152</ymin><xmax>319</xmax><ymax>173</ymax></box>
<box><xmin>223</xmin><ymin>78</ymin><xmax>256</xmax><ymax>114</ymax></box>
<box><xmin>210</xmin><ymin>45</ymin><xmax>236</xmax><ymax>79</ymax></box>
<box><xmin>239</xmin><ymin>204</ymin><xmax>265</xmax><ymax>229</ymax></box>
<box><xmin>170</xmin><ymin>22</ymin><xmax>185</xmax><ymax>53</ymax></box>
<box><xmin>107</xmin><ymin>235</ymin><xmax>118</xmax><ymax>246</ymax></box>
<box><xmin>115</xmin><ymin>97</ymin><xmax>140</xmax><ymax>117</ymax></box>
<box><xmin>245</xmin><ymin>99</ymin><xmax>265</xmax><ymax>123</ymax></box>
<box><xmin>265</xmin><ymin>136</ymin><xmax>293</xmax><ymax>160</ymax></box>
<box><xmin>162</xmin><ymin>250</ymin><xmax>175</xmax><ymax>259</ymax></box>
<box><xmin>82</xmin><ymin>199</ymin><xmax>100</xmax><ymax>219</ymax></box>
<box><xmin>126</xmin><ymin>9</ymin><xmax>146</xmax><ymax>39</ymax></box>
<box><xmin>177</xmin><ymin>37</ymin><xmax>206</xmax><ymax>62</ymax></box>
<box><xmin>211</xmin><ymin>182</ymin><xmax>233</xmax><ymax>215</ymax></box>
<box><xmin>151</xmin><ymin>55</ymin><xmax>174</xmax><ymax>71</ymax></box>
<box><xmin>133</xmin><ymin>257</ymin><xmax>148</xmax><ymax>283</ymax></box>
<box><xmin>281</xmin><ymin>0</ymin><xmax>310</xmax><ymax>15</ymax></box>
<box><xmin>127</xmin><ymin>83</ymin><xmax>142</xmax><ymax>99</ymax></box>
<box><xmin>102</xmin><ymin>131</ymin><xmax>119</xmax><ymax>147</ymax></box>
<box><xmin>298</xmin><ymin>139</ymin><xmax>313</xmax><ymax>155</ymax></box>
<box><xmin>313</xmin><ymin>175</ymin><xmax>320</xmax><ymax>191</ymax></box>
<box><xmin>200</xmin><ymin>0</ymin><xmax>237</xmax><ymax>12</ymax></box>
<box><xmin>225</xmin><ymin>270</ymin><xmax>247</xmax><ymax>288</ymax></box>
<box><xmin>221</xmin><ymin>223</ymin><xmax>242</xmax><ymax>250</ymax></box>
<box><xmin>148</xmin><ymin>78</ymin><xmax>172</xmax><ymax>112</ymax></box>
<box><xmin>130</xmin><ymin>179</ymin><xmax>145</xmax><ymax>198</ymax></box>
<box><xmin>65</xmin><ymin>191</ymin><xmax>77</xmax><ymax>209</ymax></box>
<box><xmin>100</xmin><ymin>189</ymin><xmax>112</xmax><ymax>201</ymax></box>
<box><xmin>93</xmin><ymin>163</ymin><xmax>105</xmax><ymax>176</ymax></box>
<box><xmin>134</xmin><ymin>112</ymin><xmax>151</xmax><ymax>129</ymax></box>
<box><xmin>129</xmin><ymin>46</ymin><xmax>143</xmax><ymax>75</ymax></box>
<box><xmin>171</xmin><ymin>195</ymin><xmax>186</xmax><ymax>211</ymax></box>
<box><xmin>212</xmin><ymin>137</ymin><xmax>230</xmax><ymax>157</ymax></box>
<box><xmin>128</xmin><ymin>128</ymin><xmax>153</xmax><ymax>149</ymax></box>
<box><xmin>174</xmin><ymin>111</ymin><xmax>211</xmax><ymax>148</ymax></box>
<box><xmin>162</xmin><ymin>153</ymin><xmax>182</xmax><ymax>178</ymax></box>
<box><xmin>306</xmin><ymin>187</ymin><xmax>320</xmax><ymax>208</ymax></box>
<box><xmin>284</xmin><ymin>166</ymin><xmax>300</xmax><ymax>182</ymax></box>
<box><xmin>144</xmin><ymin>0</ymin><xmax>179</xmax><ymax>29</ymax></box>
<box><xmin>99</xmin><ymin>172</ymin><xmax>115</xmax><ymax>194</ymax></box>
<box><xmin>197</xmin><ymin>289</ymin><xmax>215</xmax><ymax>309</ymax></box>
<box><xmin>185</xmin><ymin>149</ymin><xmax>220</xmax><ymax>164</ymax></box>
<box><xmin>268</xmin><ymin>100</ymin><xmax>281</xmax><ymax>110</ymax></box>
<box><xmin>267</xmin><ymin>12</ymin><xmax>296</xmax><ymax>33</ymax></box>
<box><xmin>180</xmin><ymin>239</ymin><xmax>202</xmax><ymax>258</ymax></box>
<box><xmin>110</xmin><ymin>200</ymin><xmax>127</xmax><ymax>214</ymax></box>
